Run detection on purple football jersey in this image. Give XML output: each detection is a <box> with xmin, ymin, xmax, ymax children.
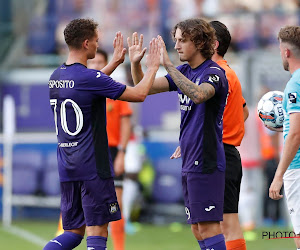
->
<box><xmin>49</xmin><ymin>63</ymin><xmax>126</xmax><ymax>182</ymax></box>
<box><xmin>165</xmin><ymin>60</ymin><xmax>228</xmax><ymax>174</ymax></box>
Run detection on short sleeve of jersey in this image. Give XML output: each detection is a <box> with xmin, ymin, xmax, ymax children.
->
<box><xmin>286</xmin><ymin>80</ymin><xmax>300</xmax><ymax>114</ymax></box>
<box><xmin>165</xmin><ymin>65</ymin><xmax>185</xmax><ymax>91</ymax></box>
<box><xmin>201</xmin><ymin>67</ymin><xmax>225</xmax><ymax>92</ymax></box>
<box><xmin>79</xmin><ymin>69</ymin><xmax>126</xmax><ymax>100</ymax></box>
<box><xmin>119</xmin><ymin>101</ymin><xmax>133</xmax><ymax>116</ymax></box>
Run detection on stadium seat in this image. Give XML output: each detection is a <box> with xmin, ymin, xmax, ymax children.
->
<box><xmin>27</xmin><ymin>16</ymin><xmax>57</xmax><ymax>54</ymax></box>
<box><xmin>41</xmin><ymin>151</ymin><xmax>60</xmax><ymax>196</ymax></box>
<box><xmin>12</xmin><ymin>150</ymin><xmax>43</xmax><ymax>195</ymax></box>
<box><xmin>152</xmin><ymin>158</ymin><xmax>183</xmax><ymax>203</ymax></box>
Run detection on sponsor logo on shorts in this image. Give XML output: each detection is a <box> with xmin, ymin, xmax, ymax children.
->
<box><xmin>50</xmin><ymin>240</ymin><xmax>62</xmax><ymax>246</ymax></box>
<box><xmin>109</xmin><ymin>203</ymin><xmax>118</xmax><ymax>214</ymax></box>
<box><xmin>289</xmin><ymin>208</ymin><xmax>295</xmax><ymax>214</ymax></box>
<box><xmin>205</xmin><ymin>205</ymin><xmax>215</xmax><ymax>212</ymax></box>
<box><xmin>88</xmin><ymin>248</ymin><xmax>95</xmax><ymax>250</ymax></box>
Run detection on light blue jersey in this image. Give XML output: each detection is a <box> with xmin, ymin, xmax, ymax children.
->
<box><xmin>282</xmin><ymin>68</ymin><xmax>300</xmax><ymax>170</ymax></box>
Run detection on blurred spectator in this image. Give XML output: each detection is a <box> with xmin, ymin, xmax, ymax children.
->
<box><xmin>238</xmin><ymin>107</ymin><xmax>264</xmax><ymax>230</ymax></box>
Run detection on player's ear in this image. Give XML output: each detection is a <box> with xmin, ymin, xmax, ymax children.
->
<box><xmin>214</xmin><ymin>40</ymin><xmax>219</xmax><ymax>50</ymax></box>
<box><xmin>285</xmin><ymin>48</ymin><xmax>291</xmax><ymax>58</ymax></box>
<box><xmin>83</xmin><ymin>39</ymin><xmax>89</xmax><ymax>50</ymax></box>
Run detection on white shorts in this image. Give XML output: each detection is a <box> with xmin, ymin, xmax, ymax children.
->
<box><xmin>283</xmin><ymin>169</ymin><xmax>300</xmax><ymax>234</ymax></box>
<box><xmin>125</xmin><ymin>141</ymin><xmax>142</xmax><ymax>174</ymax></box>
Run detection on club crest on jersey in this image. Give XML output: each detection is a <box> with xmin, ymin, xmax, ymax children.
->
<box><xmin>195</xmin><ymin>77</ymin><xmax>200</xmax><ymax>85</ymax></box>
<box><xmin>208</xmin><ymin>74</ymin><xmax>219</xmax><ymax>84</ymax></box>
<box><xmin>109</xmin><ymin>203</ymin><xmax>118</xmax><ymax>214</ymax></box>
<box><xmin>288</xmin><ymin>93</ymin><xmax>297</xmax><ymax>103</ymax></box>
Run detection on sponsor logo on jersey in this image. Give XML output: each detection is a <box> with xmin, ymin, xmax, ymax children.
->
<box><xmin>178</xmin><ymin>93</ymin><xmax>192</xmax><ymax>111</ymax></box>
<box><xmin>109</xmin><ymin>203</ymin><xmax>118</xmax><ymax>214</ymax></box>
<box><xmin>96</xmin><ymin>72</ymin><xmax>101</xmax><ymax>78</ymax></box>
<box><xmin>195</xmin><ymin>77</ymin><xmax>200</xmax><ymax>85</ymax></box>
<box><xmin>207</xmin><ymin>74</ymin><xmax>219</xmax><ymax>84</ymax></box>
<box><xmin>204</xmin><ymin>205</ymin><xmax>215</xmax><ymax>212</ymax></box>
<box><xmin>58</xmin><ymin>142</ymin><xmax>79</xmax><ymax>148</ymax></box>
<box><xmin>288</xmin><ymin>93</ymin><xmax>297</xmax><ymax>103</ymax></box>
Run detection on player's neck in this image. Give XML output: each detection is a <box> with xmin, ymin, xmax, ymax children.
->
<box><xmin>288</xmin><ymin>59</ymin><xmax>300</xmax><ymax>74</ymax></box>
<box><xmin>188</xmin><ymin>53</ymin><xmax>207</xmax><ymax>69</ymax></box>
<box><xmin>66</xmin><ymin>50</ymin><xmax>88</xmax><ymax>67</ymax></box>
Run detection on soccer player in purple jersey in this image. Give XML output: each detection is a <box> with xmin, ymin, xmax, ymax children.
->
<box><xmin>128</xmin><ymin>18</ymin><xmax>228</xmax><ymax>250</ymax></box>
<box><xmin>44</xmin><ymin>18</ymin><xmax>160</xmax><ymax>250</ymax></box>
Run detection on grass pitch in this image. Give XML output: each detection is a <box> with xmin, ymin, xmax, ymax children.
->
<box><xmin>0</xmin><ymin>220</ymin><xmax>296</xmax><ymax>249</ymax></box>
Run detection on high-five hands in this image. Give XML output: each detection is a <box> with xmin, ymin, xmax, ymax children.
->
<box><xmin>146</xmin><ymin>38</ymin><xmax>161</xmax><ymax>71</ymax></box>
<box><xmin>111</xmin><ymin>31</ymin><xmax>126</xmax><ymax>65</ymax></box>
<box><xmin>157</xmin><ymin>35</ymin><xmax>172</xmax><ymax>67</ymax></box>
<box><xmin>127</xmin><ymin>32</ymin><xmax>147</xmax><ymax>64</ymax></box>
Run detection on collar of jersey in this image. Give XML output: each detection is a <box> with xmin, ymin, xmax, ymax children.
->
<box><xmin>63</xmin><ymin>62</ymin><xmax>87</xmax><ymax>68</ymax></box>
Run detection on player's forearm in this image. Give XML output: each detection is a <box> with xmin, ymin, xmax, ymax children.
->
<box><xmin>131</xmin><ymin>62</ymin><xmax>144</xmax><ymax>85</ymax></box>
<box><xmin>275</xmin><ymin>133</ymin><xmax>300</xmax><ymax>178</ymax></box>
<box><xmin>164</xmin><ymin>63</ymin><xmax>211</xmax><ymax>104</ymax></box>
<box><xmin>101</xmin><ymin>60</ymin><xmax>120</xmax><ymax>76</ymax></box>
<box><xmin>134</xmin><ymin>68</ymin><xmax>157</xmax><ymax>101</ymax></box>
<box><xmin>119</xmin><ymin>116</ymin><xmax>132</xmax><ymax>151</ymax></box>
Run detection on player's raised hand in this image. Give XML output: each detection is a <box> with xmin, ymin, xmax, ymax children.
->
<box><xmin>127</xmin><ymin>32</ymin><xmax>147</xmax><ymax>64</ymax></box>
<box><xmin>170</xmin><ymin>146</ymin><xmax>181</xmax><ymax>159</ymax></box>
<box><xmin>146</xmin><ymin>38</ymin><xmax>161</xmax><ymax>71</ymax></box>
<box><xmin>111</xmin><ymin>31</ymin><xmax>126</xmax><ymax>65</ymax></box>
<box><xmin>157</xmin><ymin>35</ymin><xmax>172</xmax><ymax>67</ymax></box>
<box><xmin>269</xmin><ymin>177</ymin><xmax>284</xmax><ymax>200</ymax></box>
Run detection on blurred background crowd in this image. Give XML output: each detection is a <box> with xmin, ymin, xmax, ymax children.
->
<box><xmin>0</xmin><ymin>0</ymin><xmax>299</xmax><ymax>238</ymax></box>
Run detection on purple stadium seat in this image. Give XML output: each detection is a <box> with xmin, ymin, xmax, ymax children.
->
<box><xmin>152</xmin><ymin>159</ymin><xmax>183</xmax><ymax>203</ymax></box>
<box><xmin>42</xmin><ymin>151</ymin><xmax>60</xmax><ymax>196</ymax></box>
<box><xmin>12</xmin><ymin>150</ymin><xmax>43</xmax><ymax>195</ymax></box>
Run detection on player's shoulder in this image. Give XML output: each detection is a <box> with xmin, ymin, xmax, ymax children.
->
<box><xmin>204</xmin><ymin>60</ymin><xmax>226</xmax><ymax>78</ymax></box>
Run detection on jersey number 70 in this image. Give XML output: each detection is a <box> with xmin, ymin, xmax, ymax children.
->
<box><xmin>50</xmin><ymin>98</ymin><xmax>83</xmax><ymax>136</ymax></box>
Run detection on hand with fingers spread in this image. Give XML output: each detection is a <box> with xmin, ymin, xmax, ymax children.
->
<box><xmin>146</xmin><ymin>38</ymin><xmax>161</xmax><ymax>71</ymax></box>
<box><xmin>170</xmin><ymin>146</ymin><xmax>181</xmax><ymax>159</ymax></box>
<box><xmin>269</xmin><ymin>176</ymin><xmax>284</xmax><ymax>200</ymax></box>
<box><xmin>157</xmin><ymin>35</ymin><xmax>172</xmax><ymax>67</ymax></box>
<box><xmin>111</xmin><ymin>31</ymin><xmax>127</xmax><ymax>65</ymax></box>
<box><xmin>127</xmin><ymin>32</ymin><xmax>147</xmax><ymax>64</ymax></box>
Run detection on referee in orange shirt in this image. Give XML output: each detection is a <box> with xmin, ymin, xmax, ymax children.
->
<box><xmin>211</xmin><ymin>21</ymin><xmax>249</xmax><ymax>250</ymax></box>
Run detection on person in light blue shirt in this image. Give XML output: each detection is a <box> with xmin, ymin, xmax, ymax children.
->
<box><xmin>268</xmin><ymin>25</ymin><xmax>300</xmax><ymax>250</ymax></box>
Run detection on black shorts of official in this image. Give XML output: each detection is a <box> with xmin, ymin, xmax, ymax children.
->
<box><xmin>223</xmin><ymin>143</ymin><xmax>243</xmax><ymax>213</ymax></box>
<box><xmin>109</xmin><ymin>146</ymin><xmax>124</xmax><ymax>188</ymax></box>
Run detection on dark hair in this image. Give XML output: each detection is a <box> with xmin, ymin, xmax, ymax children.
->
<box><xmin>64</xmin><ymin>18</ymin><xmax>98</xmax><ymax>49</ymax></box>
<box><xmin>278</xmin><ymin>26</ymin><xmax>300</xmax><ymax>49</ymax></box>
<box><xmin>171</xmin><ymin>18</ymin><xmax>216</xmax><ymax>59</ymax></box>
<box><xmin>210</xmin><ymin>21</ymin><xmax>231</xmax><ymax>57</ymax></box>
<box><xmin>96</xmin><ymin>48</ymin><xmax>108</xmax><ymax>62</ymax></box>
